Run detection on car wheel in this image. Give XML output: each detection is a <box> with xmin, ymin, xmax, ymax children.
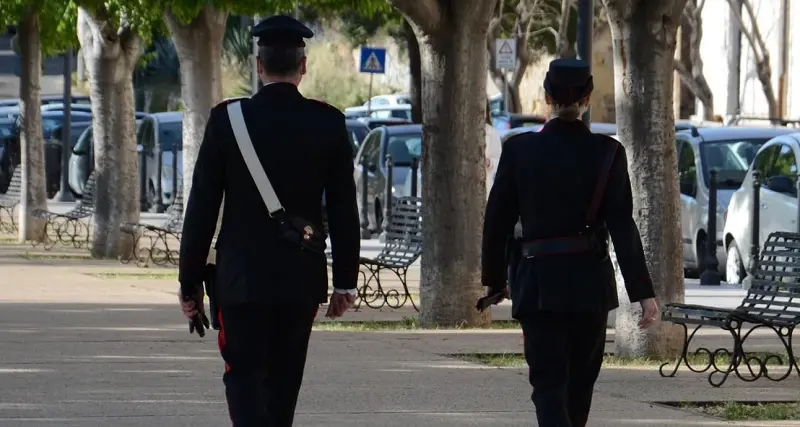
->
<box><xmin>726</xmin><ymin>242</ymin><xmax>746</xmax><ymax>284</ymax></box>
<box><xmin>695</xmin><ymin>235</ymin><xmax>707</xmax><ymax>271</ymax></box>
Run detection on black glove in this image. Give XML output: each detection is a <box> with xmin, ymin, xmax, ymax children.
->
<box><xmin>182</xmin><ymin>291</ymin><xmax>210</xmax><ymax>337</ymax></box>
<box><xmin>475</xmin><ymin>287</ymin><xmax>508</xmax><ymax>312</ymax></box>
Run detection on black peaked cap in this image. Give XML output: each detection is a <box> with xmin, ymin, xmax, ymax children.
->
<box><xmin>251</xmin><ymin>15</ymin><xmax>314</xmax><ymax>48</ymax></box>
<box><xmin>543</xmin><ymin>58</ymin><xmax>594</xmax><ymax>105</ymax></box>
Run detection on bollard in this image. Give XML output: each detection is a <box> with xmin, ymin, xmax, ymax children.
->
<box><xmin>745</xmin><ymin>171</ymin><xmax>761</xmax><ymax>287</ymax></box>
<box><xmin>359</xmin><ymin>155</ymin><xmax>371</xmax><ymax>239</ymax></box>
<box><xmin>411</xmin><ymin>157</ymin><xmax>419</xmax><ymax>198</ymax></box>
<box><xmin>138</xmin><ymin>144</ymin><xmax>147</xmax><ymax>211</ymax></box>
<box><xmin>796</xmin><ymin>176</ymin><xmax>800</xmax><ymax>233</ymax></box>
<box><xmin>380</xmin><ymin>154</ymin><xmax>393</xmax><ymax>239</ymax></box>
<box><xmin>150</xmin><ymin>142</ymin><xmax>165</xmax><ymax>213</ymax></box>
<box><xmin>700</xmin><ymin>169</ymin><xmax>721</xmax><ymax>285</ymax></box>
<box><xmin>171</xmin><ymin>141</ymin><xmax>179</xmax><ymax>204</ymax></box>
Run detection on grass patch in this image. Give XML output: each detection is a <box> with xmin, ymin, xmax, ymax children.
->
<box><xmin>314</xmin><ymin>317</ymin><xmax>521</xmax><ymax>331</ymax></box>
<box><xmin>451</xmin><ymin>352</ymin><xmax>798</xmax><ymax>369</ymax></box>
<box><xmin>18</xmin><ymin>252</ymin><xmax>91</xmax><ymax>261</ymax></box>
<box><xmin>0</xmin><ymin>236</ymin><xmax>20</xmax><ymax>244</ymax></box>
<box><xmin>674</xmin><ymin>401</ymin><xmax>800</xmax><ymax>421</ymax></box>
<box><xmin>88</xmin><ymin>272</ymin><xmax>178</xmax><ymax>280</ymax></box>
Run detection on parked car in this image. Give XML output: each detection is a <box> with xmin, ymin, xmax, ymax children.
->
<box><xmin>353</xmin><ymin>124</ymin><xmax>422</xmax><ymax>232</ymax></box>
<box><xmin>492</xmin><ymin>113</ymin><xmax>547</xmax><ymax>131</ymax></box>
<box><xmin>365</xmin><ymin>105</ymin><xmax>413</xmax><ymax>121</ymax></box>
<box><xmin>344</xmin><ymin>94</ymin><xmax>410</xmax><ymax>117</ymax></box>
<box><xmin>40</xmin><ymin>94</ymin><xmax>90</xmax><ymax>105</ymax></box>
<box><xmin>723</xmin><ymin>131</ymin><xmax>800</xmax><ymax>283</ymax></box>
<box><xmin>356</xmin><ymin>117</ymin><xmax>413</xmax><ymax>130</ymax></box>
<box><xmin>677</xmin><ymin>126</ymin><xmax>796</xmax><ymax>278</ymax></box>
<box><xmin>345</xmin><ymin>119</ymin><xmax>370</xmax><ymax>154</ymax></box>
<box><xmin>45</xmin><ymin>121</ymin><xmax>92</xmax><ymax>197</ymax></box>
<box><xmin>41</xmin><ymin>103</ymin><xmax>94</xmax><ymax>114</ymax></box>
<box><xmin>68</xmin><ymin>118</ymin><xmax>145</xmax><ymax>197</ymax></box>
<box><xmin>0</xmin><ymin>118</ymin><xmax>14</xmax><ymax>191</ymax></box>
<box><xmin>0</xmin><ymin>99</ymin><xmax>18</xmax><ymax>108</ymax></box>
<box><xmin>138</xmin><ymin>112</ymin><xmax>183</xmax><ymax>205</ymax></box>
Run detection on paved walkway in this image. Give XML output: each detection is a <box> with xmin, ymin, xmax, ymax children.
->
<box><xmin>0</xmin><ymin>243</ymin><xmax>798</xmax><ymax>426</ymax></box>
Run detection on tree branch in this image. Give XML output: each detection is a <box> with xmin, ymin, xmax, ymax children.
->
<box><xmin>389</xmin><ymin>0</ymin><xmax>442</xmax><ymax>37</ymax></box>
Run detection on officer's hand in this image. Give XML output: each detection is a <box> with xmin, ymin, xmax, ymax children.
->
<box><xmin>178</xmin><ymin>289</ymin><xmax>203</xmax><ymax>319</ymax></box>
<box><xmin>639</xmin><ymin>297</ymin><xmax>659</xmax><ymax>329</ymax></box>
<box><xmin>326</xmin><ymin>293</ymin><xmax>356</xmax><ymax>319</ymax></box>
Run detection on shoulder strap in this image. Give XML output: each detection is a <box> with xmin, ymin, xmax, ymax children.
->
<box><xmin>585</xmin><ymin>140</ymin><xmax>619</xmax><ymax>225</ymax></box>
<box><xmin>226</xmin><ymin>101</ymin><xmax>285</xmax><ymax>217</ymax></box>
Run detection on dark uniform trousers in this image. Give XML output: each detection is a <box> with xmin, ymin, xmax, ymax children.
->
<box><xmin>217</xmin><ymin>303</ymin><xmax>319</xmax><ymax>427</ymax></box>
<box><xmin>520</xmin><ymin>311</ymin><xmax>607</xmax><ymax>427</ymax></box>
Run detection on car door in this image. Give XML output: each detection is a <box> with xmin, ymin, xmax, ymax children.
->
<box><xmin>753</xmin><ymin>145</ymin><xmax>781</xmax><ymax>249</ymax></box>
<box><xmin>763</xmin><ymin>143</ymin><xmax>799</xmax><ymax>235</ymax></box>
<box><xmin>677</xmin><ymin>139</ymin><xmax>699</xmax><ymax>264</ymax></box>
<box><xmin>353</xmin><ymin>131</ymin><xmax>382</xmax><ymax>228</ymax></box>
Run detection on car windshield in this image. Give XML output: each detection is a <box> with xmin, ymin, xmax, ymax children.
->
<box><xmin>347</xmin><ymin>125</ymin><xmax>369</xmax><ymax>151</ymax></box>
<box><xmin>700</xmin><ymin>139</ymin><xmax>767</xmax><ymax>189</ymax></box>
<box><xmin>159</xmin><ymin>121</ymin><xmax>182</xmax><ymax>150</ymax></box>
<box><xmin>385</xmin><ymin>134</ymin><xmax>421</xmax><ymax>166</ymax></box>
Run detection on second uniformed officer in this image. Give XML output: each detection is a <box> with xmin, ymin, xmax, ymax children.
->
<box><xmin>482</xmin><ymin>58</ymin><xmax>660</xmax><ymax>427</ymax></box>
<box><xmin>177</xmin><ymin>15</ymin><xmax>361</xmax><ymax>427</ymax></box>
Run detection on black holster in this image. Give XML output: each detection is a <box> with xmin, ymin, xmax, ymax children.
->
<box><xmin>275</xmin><ymin>213</ymin><xmax>327</xmax><ymax>256</ymax></box>
<box><xmin>506</xmin><ymin>237</ymin><xmax>522</xmax><ymax>288</ymax></box>
<box><xmin>203</xmin><ymin>263</ymin><xmax>220</xmax><ymax>330</ymax></box>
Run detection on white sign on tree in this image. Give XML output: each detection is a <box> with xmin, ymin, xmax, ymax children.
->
<box><xmin>494</xmin><ymin>38</ymin><xmax>516</xmax><ymax>70</ymax></box>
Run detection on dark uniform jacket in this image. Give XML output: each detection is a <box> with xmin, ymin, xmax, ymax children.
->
<box><xmin>482</xmin><ymin>118</ymin><xmax>655</xmax><ymax>317</ymax></box>
<box><xmin>178</xmin><ymin>83</ymin><xmax>361</xmax><ymax>307</ymax></box>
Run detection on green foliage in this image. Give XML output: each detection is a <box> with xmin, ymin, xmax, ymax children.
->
<box><xmin>74</xmin><ymin>0</ymin><xmax>165</xmax><ymax>47</ymax></box>
<box><xmin>0</xmin><ymin>0</ymin><xmax>79</xmax><ymax>56</ymax></box>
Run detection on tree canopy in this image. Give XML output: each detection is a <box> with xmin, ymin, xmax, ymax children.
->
<box><xmin>0</xmin><ymin>0</ymin><xmax>78</xmax><ymax>56</ymax></box>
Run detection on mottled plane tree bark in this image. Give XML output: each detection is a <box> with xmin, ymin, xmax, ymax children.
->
<box><xmin>601</xmin><ymin>0</ymin><xmax>687</xmax><ymax>358</ymax></box>
<box><xmin>389</xmin><ymin>0</ymin><xmax>496</xmax><ymax>327</ymax></box>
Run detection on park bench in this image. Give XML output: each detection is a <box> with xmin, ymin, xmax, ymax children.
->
<box><xmin>660</xmin><ymin>231</ymin><xmax>800</xmax><ymax>387</ymax></box>
<box><xmin>338</xmin><ymin>196</ymin><xmax>422</xmax><ymax>311</ymax></box>
<box><xmin>0</xmin><ymin>168</ymin><xmax>22</xmax><ymax>234</ymax></box>
<box><xmin>32</xmin><ymin>172</ymin><xmax>96</xmax><ymax>250</ymax></box>
<box><xmin>120</xmin><ymin>187</ymin><xmax>183</xmax><ymax>267</ymax></box>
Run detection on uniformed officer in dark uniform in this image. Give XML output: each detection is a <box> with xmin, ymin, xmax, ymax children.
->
<box><xmin>177</xmin><ymin>15</ymin><xmax>361</xmax><ymax>427</ymax></box>
<box><xmin>481</xmin><ymin>58</ymin><xmax>660</xmax><ymax>427</ymax></box>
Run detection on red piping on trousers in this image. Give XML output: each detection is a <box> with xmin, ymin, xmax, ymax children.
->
<box><xmin>217</xmin><ymin>309</ymin><xmax>230</xmax><ymax>373</ymax></box>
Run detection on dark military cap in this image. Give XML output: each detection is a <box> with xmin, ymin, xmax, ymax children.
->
<box><xmin>251</xmin><ymin>15</ymin><xmax>314</xmax><ymax>48</ymax></box>
<box><xmin>543</xmin><ymin>58</ymin><xmax>594</xmax><ymax>105</ymax></box>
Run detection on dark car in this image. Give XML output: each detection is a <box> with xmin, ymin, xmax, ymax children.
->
<box><xmin>345</xmin><ymin>119</ymin><xmax>370</xmax><ymax>154</ymax></box>
<box><xmin>0</xmin><ymin>118</ymin><xmax>15</xmax><ymax>191</ymax></box>
<box><xmin>356</xmin><ymin>117</ymin><xmax>413</xmax><ymax>130</ymax></box>
<box><xmin>45</xmin><ymin>121</ymin><xmax>93</xmax><ymax>197</ymax></box>
<box><xmin>69</xmin><ymin>118</ymin><xmax>145</xmax><ymax>197</ymax></box>
<box><xmin>352</xmin><ymin>124</ymin><xmax>422</xmax><ymax>232</ymax></box>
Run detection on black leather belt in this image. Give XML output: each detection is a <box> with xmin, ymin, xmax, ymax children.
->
<box><xmin>521</xmin><ymin>236</ymin><xmax>593</xmax><ymax>258</ymax></box>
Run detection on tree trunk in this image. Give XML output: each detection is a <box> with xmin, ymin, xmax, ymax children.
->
<box><xmin>16</xmin><ymin>9</ymin><xmax>47</xmax><ymax>243</ymax></box>
<box><xmin>165</xmin><ymin>7</ymin><xmax>227</xmax><ymax>207</ymax></box>
<box><xmin>400</xmin><ymin>0</ymin><xmax>494</xmax><ymax>327</ymax></box>
<box><xmin>403</xmin><ymin>19</ymin><xmax>423</xmax><ymax>124</ymax></box>
<box><xmin>77</xmin><ymin>8</ymin><xmax>142</xmax><ymax>259</ymax></box>
<box><xmin>604</xmin><ymin>0</ymin><xmax>686</xmax><ymax>358</ymax></box>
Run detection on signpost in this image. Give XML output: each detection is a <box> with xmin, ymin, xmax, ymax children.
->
<box><xmin>494</xmin><ymin>39</ymin><xmax>516</xmax><ymax>114</ymax></box>
<box><xmin>358</xmin><ymin>46</ymin><xmax>386</xmax><ymax>115</ymax></box>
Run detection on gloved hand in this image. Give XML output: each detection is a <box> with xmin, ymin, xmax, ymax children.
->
<box><xmin>178</xmin><ymin>287</ymin><xmax>210</xmax><ymax>337</ymax></box>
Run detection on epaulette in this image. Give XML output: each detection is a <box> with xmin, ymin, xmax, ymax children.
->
<box><xmin>308</xmin><ymin>98</ymin><xmax>342</xmax><ymax>113</ymax></box>
<box><xmin>216</xmin><ymin>96</ymin><xmax>249</xmax><ymax>108</ymax></box>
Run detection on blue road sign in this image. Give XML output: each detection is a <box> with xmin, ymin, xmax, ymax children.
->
<box><xmin>359</xmin><ymin>47</ymin><xmax>386</xmax><ymax>74</ymax></box>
